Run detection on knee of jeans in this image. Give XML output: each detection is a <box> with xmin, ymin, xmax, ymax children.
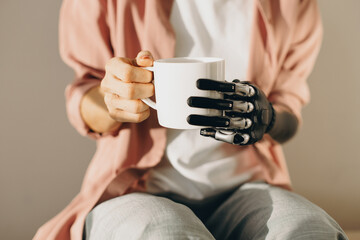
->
<box><xmin>87</xmin><ymin>193</ymin><xmax>184</xmax><ymax>224</ymax></box>
<box><xmin>85</xmin><ymin>193</ymin><xmax>211</xmax><ymax>239</ymax></box>
<box><xmin>266</xmin><ymin>188</ymin><xmax>347</xmax><ymax>239</ymax></box>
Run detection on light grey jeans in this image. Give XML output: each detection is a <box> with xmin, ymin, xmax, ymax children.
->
<box><xmin>84</xmin><ymin>182</ymin><xmax>348</xmax><ymax>240</ymax></box>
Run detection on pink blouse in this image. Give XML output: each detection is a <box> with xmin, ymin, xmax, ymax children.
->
<box><xmin>34</xmin><ymin>0</ymin><xmax>323</xmax><ymax>239</ymax></box>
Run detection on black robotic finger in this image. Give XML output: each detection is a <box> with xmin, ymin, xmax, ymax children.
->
<box><xmin>223</xmin><ymin>93</ymin><xmax>248</xmax><ymax>101</ymax></box>
<box><xmin>187</xmin><ymin>97</ymin><xmax>233</xmax><ymax>110</ymax></box>
<box><xmin>188</xmin><ymin>97</ymin><xmax>254</xmax><ymax>113</ymax></box>
<box><xmin>196</xmin><ymin>79</ymin><xmax>256</xmax><ymax>97</ymax></box>
<box><xmin>197</xmin><ymin>78</ymin><xmax>235</xmax><ymax>93</ymax></box>
<box><xmin>187</xmin><ymin>115</ymin><xmax>230</xmax><ymax>127</ymax></box>
<box><xmin>224</xmin><ymin>111</ymin><xmax>250</xmax><ymax>118</ymax></box>
<box><xmin>200</xmin><ymin>128</ymin><xmax>250</xmax><ymax>145</ymax></box>
<box><xmin>187</xmin><ymin>114</ymin><xmax>252</xmax><ymax>129</ymax></box>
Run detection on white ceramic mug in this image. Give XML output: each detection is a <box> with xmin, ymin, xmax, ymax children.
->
<box><xmin>142</xmin><ymin>57</ymin><xmax>225</xmax><ymax>129</ymax></box>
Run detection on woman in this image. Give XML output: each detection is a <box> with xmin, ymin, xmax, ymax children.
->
<box><xmin>35</xmin><ymin>0</ymin><xmax>348</xmax><ymax>239</ymax></box>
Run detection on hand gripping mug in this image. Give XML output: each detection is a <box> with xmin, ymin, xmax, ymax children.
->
<box><xmin>142</xmin><ymin>57</ymin><xmax>225</xmax><ymax>129</ymax></box>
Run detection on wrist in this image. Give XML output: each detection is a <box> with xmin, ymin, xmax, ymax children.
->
<box><xmin>80</xmin><ymin>86</ymin><xmax>122</xmax><ymax>134</ymax></box>
<box><xmin>265</xmin><ymin>102</ymin><xmax>276</xmax><ymax>133</ymax></box>
<box><xmin>267</xmin><ymin>106</ymin><xmax>298</xmax><ymax>143</ymax></box>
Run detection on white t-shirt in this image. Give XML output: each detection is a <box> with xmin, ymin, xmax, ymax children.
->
<box><xmin>146</xmin><ymin>0</ymin><xmax>255</xmax><ymax>200</ymax></box>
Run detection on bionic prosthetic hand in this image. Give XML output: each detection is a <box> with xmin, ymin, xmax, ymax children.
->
<box><xmin>187</xmin><ymin>79</ymin><xmax>276</xmax><ymax>145</ymax></box>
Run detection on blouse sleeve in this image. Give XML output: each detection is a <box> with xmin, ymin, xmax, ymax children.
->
<box><xmin>268</xmin><ymin>0</ymin><xmax>323</xmax><ymax>124</ymax></box>
<box><xmin>59</xmin><ymin>0</ymin><xmax>113</xmax><ymax>139</ymax></box>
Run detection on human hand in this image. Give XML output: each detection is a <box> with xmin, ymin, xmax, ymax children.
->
<box><xmin>101</xmin><ymin>51</ymin><xmax>154</xmax><ymax>123</ymax></box>
<box><xmin>187</xmin><ymin>79</ymin><xmax>275</xmax><ymax>145</ymax></box>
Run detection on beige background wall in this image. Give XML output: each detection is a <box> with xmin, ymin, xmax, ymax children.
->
<box><xmin>284</xmin><ymin>0</ymin><xmax>360</xmax><ymax>231</ymax></box>
<box><xmin>0</xmin><ymin>0</ymin><xmax>359</xmax><ymax>239</ymax></box>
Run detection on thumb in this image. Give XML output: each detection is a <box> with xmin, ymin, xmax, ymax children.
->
<box><xmin>136</xmin><ymin>50</ymin><xmax>154</xmax><ymax>67</ymax></box>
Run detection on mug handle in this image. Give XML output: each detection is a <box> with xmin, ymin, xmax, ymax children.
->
<box><xmin>141</xmin><ymin>66</ymin><xmax>157</xmax><ymax>110</ymax></box>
